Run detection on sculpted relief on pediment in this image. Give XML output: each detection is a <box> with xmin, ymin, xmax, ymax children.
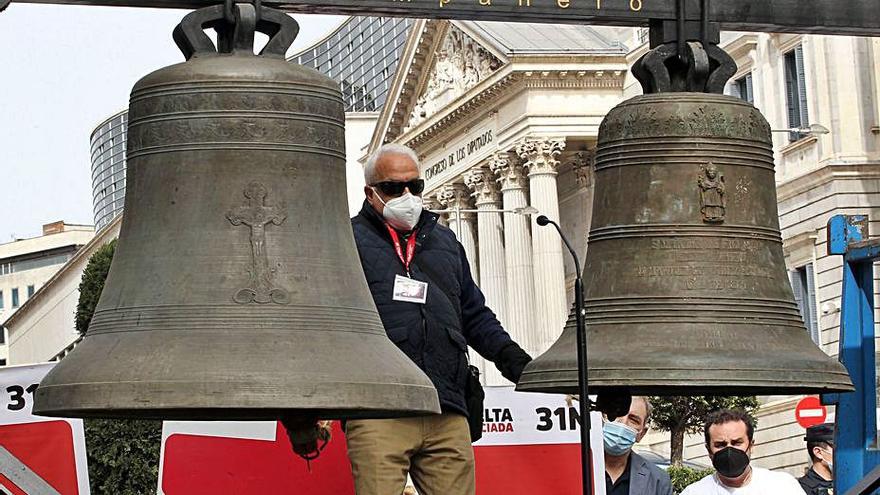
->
<box><xmin>405</xmin><ymin>27</ymin><xmax>502</xmax><ymax>132</ymax></box>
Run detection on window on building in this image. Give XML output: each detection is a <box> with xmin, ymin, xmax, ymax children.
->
<box><xmin>11</xmin><ymin>288</ymin><xmax>19</xmax><ymax>308</ymax></box>
<box><xmin>0</xmin><ymin>359</ymin><xmax>6</xmax><ymax>366</ymax></box>
<box><xmin>784</xmin><ymin>45</ymin><xmax>809</xmax><ymax>142</ymax></box>
<box><xmin>0</xmin><ymin>327</ymin><xmax>5</xmax><ymax>344</ymax></box>
<box><xmin>27</xmin><ymin>285</ymin><xmax>35</xmax><ymax>298</ymax></box>
<box><xmin>790</xmin><ymin>264</ymin><xmax>820</xmax><ymax>345</ymax></box>
<box><xmin>10</xmin><ymin>253</ymin><xmax>70</xmax><ymax>273</ymax></box>
<box><xmin>729</xmin><ymin>73</ymin><xmax>754</xmax><ymax>104</ymax></box>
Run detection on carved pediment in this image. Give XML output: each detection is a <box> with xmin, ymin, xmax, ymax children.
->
<box><xmin>404</xmin><ymin>26</ymin><xmax>502</xmax><ymax>132</ymax></box>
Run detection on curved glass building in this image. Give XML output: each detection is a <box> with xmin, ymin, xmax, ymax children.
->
<box><xmin>89</xmin><ymin>16</ymin><xmax>412</xmax><ymax>231</ymax></box>
<box><xmin>89</xmin><ymin>110</ymin><xmax>128</xmax><ymax>231</ymax></box>
<box><xmin>291</xmin><ymin>16</ymin><xmax>412</xmax><ymax>112</ymax></box>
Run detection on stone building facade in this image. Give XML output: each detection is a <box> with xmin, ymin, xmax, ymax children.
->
<box><xmin>368</xmin><ymin>19</ymin><xmax>632</xmax><ymax>384</ymax></box>
<box><xmin>371</xmin><ymin>22</ymin><xmax>880</xmax><ymax>475</ymax></box>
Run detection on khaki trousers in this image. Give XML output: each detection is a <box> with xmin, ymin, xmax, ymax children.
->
<box><xmin>345</xmin><ymin>413</ymin><xmax>476</xmax><ymax>495</ymax></box>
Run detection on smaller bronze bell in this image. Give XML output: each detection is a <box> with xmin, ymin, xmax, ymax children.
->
<box><xmin>517</xmin><ymin>92</ymin><xmax>853</xmax><ymax>397</ymax></box>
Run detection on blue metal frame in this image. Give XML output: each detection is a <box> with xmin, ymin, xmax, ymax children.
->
<box><xmin>823</xmin><ymin>214</ymin><xmax>880</xmax><ymax>494</ymax></box>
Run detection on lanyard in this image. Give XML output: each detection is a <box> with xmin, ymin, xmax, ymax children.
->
<box><xmin>386</xmin><ymin>225</ymin><xmax>418</xmax><ymax>274</ymax></box>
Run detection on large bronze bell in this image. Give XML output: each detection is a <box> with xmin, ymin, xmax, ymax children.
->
<box><xmin>517</xmin><ymin>92</ymin><xmax>853</xmax><ymax>396</ymax></box>
<box><xmin>34</xmin><ymin>5</ymin><xmax>440</xmax><ymax>420</ymax></box>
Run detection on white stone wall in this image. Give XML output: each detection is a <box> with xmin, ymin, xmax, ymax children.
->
<box><xmin>7</xmin><ymin>220</ymin><xmax>119</xmax><ymax>365</ymax></box>
<box><xmin>7</xmin><ymin>271</ymin><xmax>83</xmax><ymax>365</ymax></box>
<box><xmin>345</xmin><ymin>112</ymin><xmax>379</xmax><ymax>216</ymax></box>
<box><xmin>0</xmin><ymin>264</ymin><xmax>68</xmax><ymax>321</ymax></box>
<box><xmin>779</xmin><ymin>166</ymin><xmax>880</xmax><ymax>355</ymax></box>
<box><xmin>0</xmin><ymin>226</ymin><xmax>95</xmax><ymax>325</ymax></box>
<box><xmin>641</xmin><ymin>397</ymin><xmax>816</xmax><ymax>476</ymax></box>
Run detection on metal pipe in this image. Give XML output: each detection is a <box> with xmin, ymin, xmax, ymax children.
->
<box><xmin>676</xmin><ymin>0</ymin><xmax>686</xmax><ymax>60</ymax></box>
<box><xmin>700</xmin><ymin>0</ymin><xmax>709</xmax><ymax>45</ymax></box>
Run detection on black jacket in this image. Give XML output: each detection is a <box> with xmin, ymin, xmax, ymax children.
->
<box><xmin>798</xmin><ymin>467</ymin><xmax>832</xmax><ymax>495</ymax></box>
<box><xmin>352</xmin><ymin>201</ymin><xmax>530</xmax><ymax>415</ymax></box>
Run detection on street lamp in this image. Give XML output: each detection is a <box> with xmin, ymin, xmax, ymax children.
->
<box><xmin>770</xmin><ymin>123</ymin><xmax>831</xmax><ymax>135</ymax></box>
<box><xmin>431</xmin><ymin>205</ymin><xmax>539</xmax><ymax>239</ymax></box>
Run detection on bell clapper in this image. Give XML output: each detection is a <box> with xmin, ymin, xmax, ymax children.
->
<box><xmin>281</xmin><ymin>416</ymin><xmax>333</xmax><ymax>466</ymax></box>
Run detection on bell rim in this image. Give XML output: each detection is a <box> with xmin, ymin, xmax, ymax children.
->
<box><xmin>515</xmin><ymin>368</ymin><xmax>854</xmax><ymax>396</ymax></box>
<box><xmin>33</xmin><ymin>381</ymin><xmax>442</xmax><ymax>421</ymax></box>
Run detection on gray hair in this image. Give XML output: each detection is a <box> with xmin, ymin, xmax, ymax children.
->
<box><xmin>364</xmin><ymin>143</ymin><xmax>420</xmax><ymax>185</ymax></box>
<box><xmin>635</xmin><ymin>396</ymin><xmax>653</xmax><ymax>426</ymax></box>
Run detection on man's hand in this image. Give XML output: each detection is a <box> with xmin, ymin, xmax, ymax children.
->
<box><xmin>494</xmin><ymin>342</ymin><xmax>533</xmax><ymax>384</ymax></box>
<box><xmin>280</xmin><ymin>416</ymin><xmax>332</xmax><ymax>461</ymax></box>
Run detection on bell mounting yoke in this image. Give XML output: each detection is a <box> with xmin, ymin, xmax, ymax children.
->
<box><xmin>632</xmin><ymin>0</ymin><xmax>736</xmax><ymax>94</ymax></box>
<box><xmin>172</xmin><ymin>0</ymin><xmax>299</xmax><ymax>60</ymax></box>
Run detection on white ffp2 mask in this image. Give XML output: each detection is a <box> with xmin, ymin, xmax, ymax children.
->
<box><xmin>375</xmin><ymin>190</ymin><xmax>423</xmax><ymax>231</ymax></box>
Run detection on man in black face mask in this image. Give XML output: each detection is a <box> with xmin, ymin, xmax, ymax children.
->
<box><xmin>680</xmin><ymin>409</ymin><xmax>804</xmax><ymax>494</ymax></box>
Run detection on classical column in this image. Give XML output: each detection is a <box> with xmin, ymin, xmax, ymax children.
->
<box><xmin>517</xmin><ymin>138</ymin><xmax>568</xmax><ymax>354</ymax></box>
<box><xmin>562</xmin><ymin>149</ymin><xmax>596</xmax><ymax>309</ymax></box>
<box><xmin>489</xmin><ymin>152</ymin><xmax>538</xmax><ymax>359</ymax></box>
<box><xmin>437</xmin><ymin>183</ymin><xmax>479</xmax><ymax>283</ymax></box>
<box><xmin>464</xmin><ymin>166</ymin><xmax>508</xmax><ymax>386</ymax></box>
<box><xmin>424</xmin><ymin>193</ymin><xmax>447</xmax><ymax>227</ymax></box>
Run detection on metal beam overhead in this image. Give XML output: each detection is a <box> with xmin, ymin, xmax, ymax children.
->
<box><xmin>8</xmin><ymin>0</ymin><xmax>880</xmax><ymax>37</ymax></box>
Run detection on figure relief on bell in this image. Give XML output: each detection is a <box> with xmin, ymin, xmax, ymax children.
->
<box><xmin>698</xmin><ymin>162</ymin><xmax>726</xmax><ymax>223</ymax></box>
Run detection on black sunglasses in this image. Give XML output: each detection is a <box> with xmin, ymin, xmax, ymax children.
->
<box><xmin>371</xmin><ymin>179</ymin><xmax>425</xmax><ymax>197</ymax></box>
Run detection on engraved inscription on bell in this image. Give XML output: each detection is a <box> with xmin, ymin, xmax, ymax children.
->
<box><xmin>227</xmin><ymin>182</ymin><xmax>290</xmax><ymax>305</ymax></box>
<box><xmin>634</xmin><ymin>237</ymin><xmax>769</xmax><ymax>292</ymax></box>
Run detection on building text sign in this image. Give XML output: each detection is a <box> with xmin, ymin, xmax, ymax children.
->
<box><xmin>15</xmin><ymin>0</ymin><xmax>880</xmax><ymax>37</ymax></box>
<box><xmin>422</xmin><ymin>125</ymin><xmax>496</xmax><ymax>189</ymax></box>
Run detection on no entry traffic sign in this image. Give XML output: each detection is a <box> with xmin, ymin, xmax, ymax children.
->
<box><xmin>795</xmin><ymin>396</ymin><xmax>828</xmax><ymax>429</ymax></box>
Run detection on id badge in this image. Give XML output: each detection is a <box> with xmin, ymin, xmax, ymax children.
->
<box><xmin>392</xmin><ymin>274</ymin><xmax>428</xmax><ymax>304</ymax></box>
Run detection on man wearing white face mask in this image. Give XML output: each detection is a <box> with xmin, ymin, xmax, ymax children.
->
<box><xmin>604</xmin><ymin>396</ymin><xmax>672</xmax><ymax>495</ymax></box>
<box><xmin>345</xmin><ymin>143</ymin><xmax>532</xmax><ymax>495</ymax></box>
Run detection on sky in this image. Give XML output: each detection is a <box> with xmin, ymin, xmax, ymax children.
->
<box><xmin>0</xmin><ymin>3</ymin><xmax>344</xmax><ymax>241</ymax></box>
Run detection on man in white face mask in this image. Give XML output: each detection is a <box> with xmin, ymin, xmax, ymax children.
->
<box><xmin>346</xmin><ymin>143</ymin><xmax>533</xmax><ymax>495</ymax></box>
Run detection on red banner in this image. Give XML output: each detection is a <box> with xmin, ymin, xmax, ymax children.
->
<box><xmin>0</xmin><ymin>363</ymin><xmax>90</xmax><ymax>495</ymax></box>
<box><xmin>159</xmin><ymin>387</ymin><xmax>605</xmax><ymax>495</ymax></box>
